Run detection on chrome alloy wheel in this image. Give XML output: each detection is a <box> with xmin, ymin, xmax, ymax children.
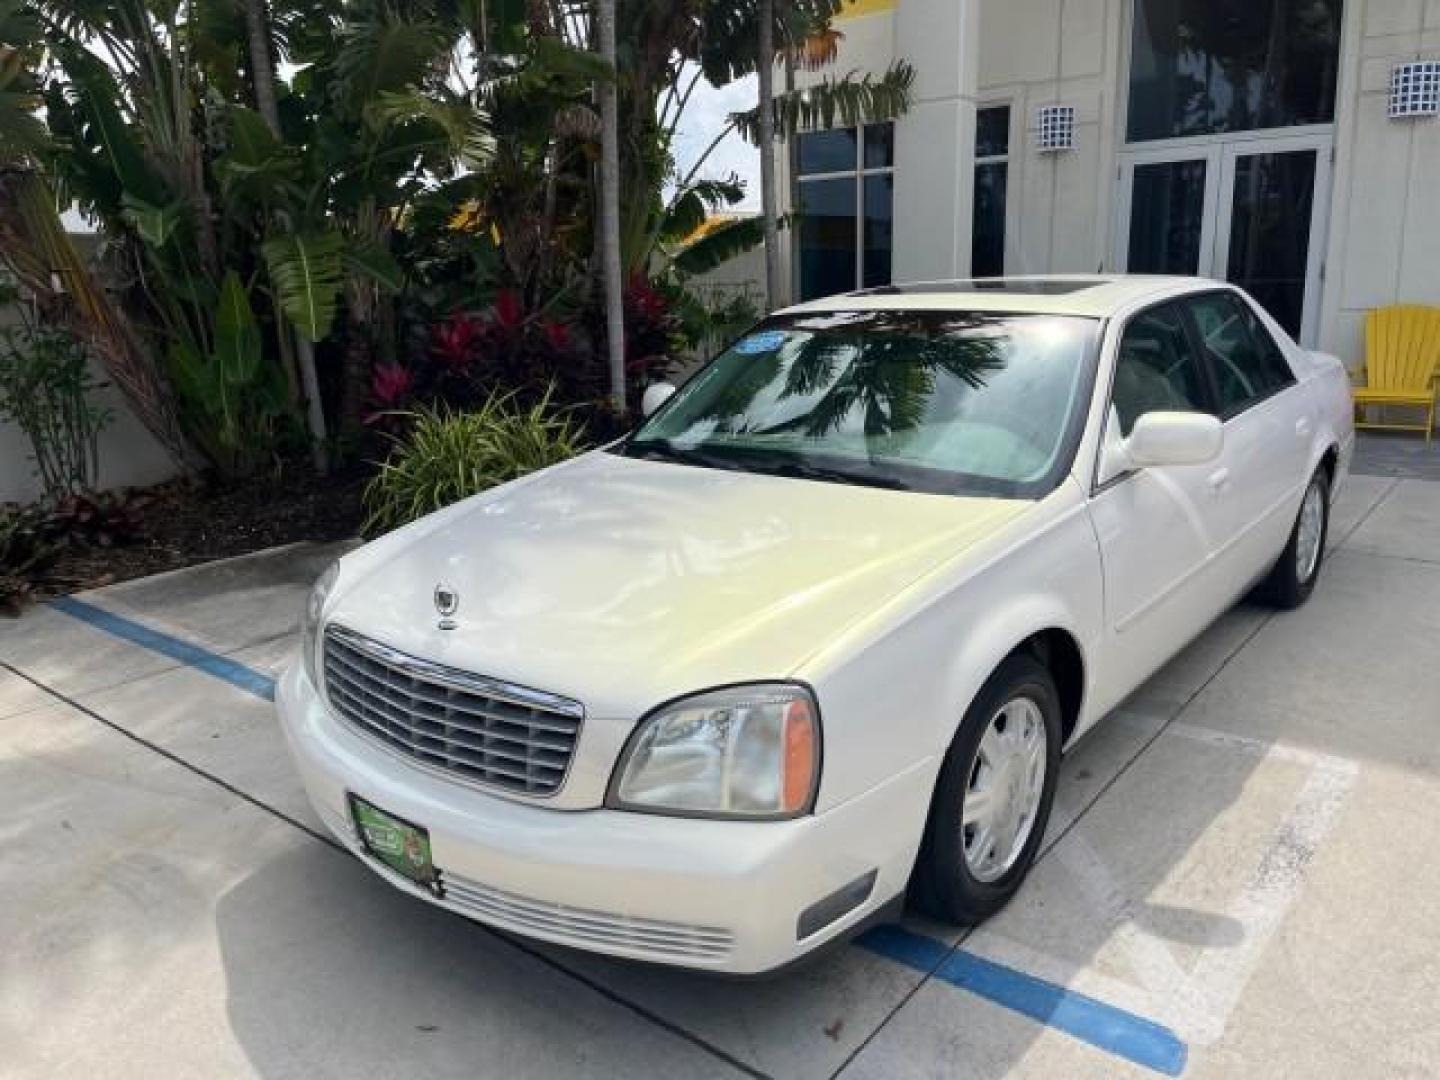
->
<box><xmin>1296</xmin><ymin>480</ymin><xmax>1325</xmax><ymax>583</ymax></box>
<box><xmin>961</xmin><ymin>697</ymin><xmax>1048</xmax><ymax>883</ymax></box>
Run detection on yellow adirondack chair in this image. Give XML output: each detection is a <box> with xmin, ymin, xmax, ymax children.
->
<box><xmin>1352</xmin><ymin>305</ymin><xmax>1440</xmax><ymax>443</ymax></box>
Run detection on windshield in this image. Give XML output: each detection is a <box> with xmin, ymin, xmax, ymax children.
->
<box><xmin>618</xmin><ymin>309</ymin><xmax>1101</xmax><ymax>498</ymax></box>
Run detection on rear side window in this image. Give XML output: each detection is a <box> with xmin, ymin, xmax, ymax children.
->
<box><xmin>1187</xmin><ymin>292</ymin><xmax>1296</xmax><ymax>417</ymax></box>
<box><xmin>1111</xmin><ymin>302</ymin><xmax>1211</xmax><ymax>436</ymax></box>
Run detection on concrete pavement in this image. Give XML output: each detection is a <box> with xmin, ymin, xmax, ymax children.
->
<box><xmin>2</xmin><ymin>472</ymin><xmax>1438</xmax><ymax>1078</ymax></box>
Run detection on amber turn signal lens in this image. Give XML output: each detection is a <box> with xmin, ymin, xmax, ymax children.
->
<box><xmin>782</xmin><ymin>697</ymin><xmax>818</xmax><ymax>813</ymax></box>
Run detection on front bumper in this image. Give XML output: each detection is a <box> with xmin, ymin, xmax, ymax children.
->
<box><xmin>277</xmin><ymin>662</ymin><xmax>930</xmax><ymax>974</ymax></box>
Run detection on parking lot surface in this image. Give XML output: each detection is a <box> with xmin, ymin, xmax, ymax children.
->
<box><xmin>3</xmin><ymin>471</ymin><xmax>1439</xmax><ymax>1079</ymax></box>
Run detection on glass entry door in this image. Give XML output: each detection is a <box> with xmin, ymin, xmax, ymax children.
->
<box><xmin>1116</xmin><ymin>135</ymin><xmax>1331</xmax><ymax>344</ymax></box>
<box><xmin>1119</xmin><ymin>151</ymin><xmax>1218</xmax><ymax>276</ymax></box>
<box><xmin>1213</xmin><ymin>139</ymin><xmax>1329</xmax><ymax>344</ymax></box>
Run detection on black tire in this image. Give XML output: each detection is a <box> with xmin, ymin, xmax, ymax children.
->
<box><xmin>911</xmin><ymin>654</ymin><xmax>1062</xmax><ymax>925</ymax></box>
<box><xmin>1256</xmin><ymin>467</ymin><xmax>1330</xmax><ymax>610</ymax></box>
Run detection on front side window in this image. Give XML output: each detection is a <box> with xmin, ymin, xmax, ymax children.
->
<box><xmin>1187</xmin><ymin>292</ymin><xmax>1296</xmax><ymax>415</ymax></box>
<box><xmin>796</xmin><ymin>123</ymin><xmax>895</xmax><ymax>300</ymax></box>
<box><xmin>621</xmin><ymin>311</ymin><xmax>1100</xmax><ymax>498</ymax></box>
<box><xmin>1111</xmin><ymin>302</ymin><xmax>1211</xmax><ymax>436</ymax></box>
<box><xmin>972</xmin><ymin>106</ymin><xmax>1010</xmax><ymax>277</ymax></box>
<box><xmin>1127</xmin><ymin>0</ymin><xmax>1343</xmax><ymax>143</ymax></box>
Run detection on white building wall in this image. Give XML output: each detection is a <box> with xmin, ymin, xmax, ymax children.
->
<box><xmin>784</xmin><ymin>0</ymin><xmax>1440</xmax><ymax>378</ymax></box>
<box><xmin>1321</xmin><ymin>0</ymin><xmax>1440</xmax><ymax>369</ymax></box>
<box><xmin>974</xmin><ymin>0</ymin><xmax>1125</xmax><ymax>278</ymax></box>
<box><xmin>890</xmin><ymin>0</ymin><xmax>979</xmax><ymax>281</ymax></box>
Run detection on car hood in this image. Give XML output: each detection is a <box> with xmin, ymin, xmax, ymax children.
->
<box><xmin>328</xmin><ymin>451</ymin><xmax>1029</xmax><ymax>719</ymax></box>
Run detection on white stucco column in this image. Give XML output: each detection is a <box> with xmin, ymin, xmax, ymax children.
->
<box><xmin>892</xmin><ymin>0</ymin><xmax>980</xmax><ymax>282</ymax></box>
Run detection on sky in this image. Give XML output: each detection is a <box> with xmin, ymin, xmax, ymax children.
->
<box><xmin>671</xmin><ymin>72</ymin><xmax>762</xmax><ymax>212</ymax></box>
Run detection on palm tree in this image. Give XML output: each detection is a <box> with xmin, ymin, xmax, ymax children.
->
<box><xmin>704</xmin><ymin>3</ymin><xmax>913</xmax><ymax>309</ymax></box>
<box><xmin>239</xmin><ymin>0</ymin><xmax>330</xmax><ymax>471</ymax></box>
<box><xmin>757</xmin><ymin>0</ymin><xmax>781</xmax><ymax>310</ymax></box>
<box><xmin>595</xmin><ymin>0</ymin><xmax>625</xmax><ymax>415</ymax></box>
<box><xmin>242</xmin><ymin>0</ymin><xmax>283</xmax><ymax>136</ymax></box>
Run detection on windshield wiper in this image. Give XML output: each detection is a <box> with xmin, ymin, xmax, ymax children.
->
<box><xmin>627</xmin><ymin>440</ymin><xmax>708</xmax><ymax>466</ymax></box>
<box><xmin>757</xmin><ymin>460</ymin><xmax>910</xmax><ymax>491</ymax></box>
<box><xmin>626</xmin><ymin>441</ymin><xmax>909</xmax><ymax>491</ymax></box>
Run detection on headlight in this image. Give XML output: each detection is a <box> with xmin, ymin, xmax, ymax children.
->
<box><xmin>300</xmin><ymin>561</ymin><xmax>339</xmax><ymax>686</ymax></box>
<box><xmin>609</xmin><ymin>683</ymin><xmax>820</xmax><ymax>819</ymax></box>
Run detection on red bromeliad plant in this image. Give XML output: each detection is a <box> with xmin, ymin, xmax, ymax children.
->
<box><xmin>383</xmin><ymin>290</ymin><xmax>592</xmax><ymax>418</ymax></box>
<box><xmin>622</xmin><ymin>275</ymin><xmax>685</xmax><ymax>392</ymax></box>
<box><xmin>374</xmin><ymin>275</ymin><xmax>683</xmax><ymax>442</ymax></box>
<box><xmin>430</xmin><ymin>315</ymin><xmax>486</xmax><ymax>371</ymax></box>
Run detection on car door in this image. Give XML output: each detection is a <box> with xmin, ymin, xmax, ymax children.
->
<box><xmin>1180</xmin><ymin>290</ymin><xmax>1309</xmax><ymax>597</ymax></box>
<box><xmin>1086</xmin><ymin>300</ymin><xmax>1233</xmax><ymax>710</ymax></box>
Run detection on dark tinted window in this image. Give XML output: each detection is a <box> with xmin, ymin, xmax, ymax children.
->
<box><xmin>972</xmin><ymin>162</ymin><xmax>1007</xmax><ymax>277</ymax></box>
<box><xmin>1224</xmin><ymin>149</ymin><xmax>1317</xmax><ymax>338</ymax></box>
<box><xmin>1127</xmin><ymin>0</ymin><xmax>1343</xmax><ymax>142</ymax></box>
<box><xmin>864</xmin><ymin>123</ymin><xmax>894</xmax><ymax>168</ymax></box>
<box><xmin>1112</xmin><ymin>303</ymin><xmax>1211</xmax><ymax>436</ymax></box>
<box><xmin>798</xmin><ymin>128</ymin><xmax>857</xmax><ymax>174</ymax></box>
<box><xmin>1128</xmin><ymin>159</ymin><xmax>1207</xmax><ymax>274</ymax></box>
<box><xmin>797</xmin><ymin>177</ymin><xmax>856</xmax><ymax>300</ymax></box>
<box><xmin>976</xmin><ymin>106</ymin><xmax>1010</xmax><ymax>158</ymax></box>
<box><xmin>863</xmin><ymin>175</ymin><xmax>893</xmax><ymax>287</ymax></box>
<box><xmin>1187</xmin><ymin>293</ymin><xmax>1295</xmax><ymax>415</ymax></box>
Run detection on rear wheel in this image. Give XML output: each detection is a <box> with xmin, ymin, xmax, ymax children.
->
<box><xmin>911</xmin><ymin>654</ymin><xmax>1061</xmax><ymax>924</ymax></box>
<box><xmin>1257</xmin><ymin>467</ymin><xmax>1330</xmax><ymax>610</ymax></box>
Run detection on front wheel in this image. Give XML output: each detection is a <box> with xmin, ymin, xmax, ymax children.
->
<box><xmin>911</xmin><ymin>654</ymin><xmax>1062</xmax><ymax>925</ymax></box>
<box><xmin>1257</xmin><ymin>467</ymin><xmax>1330</xmax><ymax>610</ymax></box>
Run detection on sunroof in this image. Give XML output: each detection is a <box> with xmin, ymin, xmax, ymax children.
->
<box><xmin>853</xmin><ymin>279</ymin><xmax>1110</xmax><ymax>296</ymax></box>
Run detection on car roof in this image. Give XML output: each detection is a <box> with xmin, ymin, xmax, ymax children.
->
<box><xmin>776</xmin><ymin>274</ymin><xmax>1212</xmax><ymax>319</ymax></box>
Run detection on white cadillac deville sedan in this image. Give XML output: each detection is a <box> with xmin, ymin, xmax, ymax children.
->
<box><xmin>278</xmin><ymin>276</ymin><xmax>1354</xmax><ymax>974</ymax></box>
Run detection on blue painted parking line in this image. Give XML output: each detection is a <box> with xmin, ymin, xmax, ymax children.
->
<box><xmin>859</xmin><ymin>924</ymin><xmax>1188</xmax><ymax>1076</ymax></box>
<box><xmin>50</xmin><ymin>596</ymin><xmax>278</xmax><ymax>702</ymax></box>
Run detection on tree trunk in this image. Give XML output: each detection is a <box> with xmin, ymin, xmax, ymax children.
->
<box><xmin>596</xmin><ymin>0</ymin><xmax>626</xmax><ymax>416</ymax></box>
<box><xmin>242</xmin><ymin>0</ymin><xmax>283</xmax><ymax>137</ymax></box>
<box><xmin>243</xmin><ymin>0</ymin><xmax>329</xmax><ymax>472</ymax></box>
<box><xmin>758</xmin><ymin>0</ymin><xmax>782</xmax><ymax>311</ymax></box>
<box><xmin>295</xmin><ymin>335</ymin><xmax>329</xmax><ymax>473</ymax></box>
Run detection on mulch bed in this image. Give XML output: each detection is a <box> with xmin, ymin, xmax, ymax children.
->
<box><xmin>33</xmin><ymin>463</ymin><xmax>367</xmax><ymax>600</ymax></box>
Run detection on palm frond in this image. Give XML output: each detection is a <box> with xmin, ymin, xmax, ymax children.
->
<box><xmin>669</xmin><ymin>215</ymin><xmax>777</xmax><ymax>277</ymax></box>
<box><xmin>732</xmin><ymin>61</ymin><xmax>916</xmax><ymax>144</ymax></box>
<box><xmin>332</xmin><ymin>16</ymin><xmax>450</xmax><ymax>111</ymax></box>
<box><xmin>660</xmin><ymin>173</ymin><xmax>746</xmax><ymax>244</ymax></box>
<box><xmin>370</xmin><ymin>88</ymin><xmax>495</xmax><ymax>168</ymax></box>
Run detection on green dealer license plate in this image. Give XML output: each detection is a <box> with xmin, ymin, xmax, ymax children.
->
<box><xmin>350</xmin><ymin>794</ymin><xmax>437</xmax><ymax>886</ymax></box>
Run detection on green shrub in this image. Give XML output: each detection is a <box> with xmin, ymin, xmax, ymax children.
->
<box><xmin>363</xmin><ymin>393</ymin><xmax>585</xmax><ymax>535</ymax></box>
<box><xmin>0</xmin><ymin>324</ymin><xmax>114</xmax><ymax>500</ymax></box>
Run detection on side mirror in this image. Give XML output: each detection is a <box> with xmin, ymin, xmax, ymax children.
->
<box><xmin>1124</xmin><ymin>411</ymin><xmax>1223</xmax><ymax>468</ymax></box>
<box><xmin>641</xmin><ymin>382</ymin><xmax>677</xmax><ymax>418</ymax></box>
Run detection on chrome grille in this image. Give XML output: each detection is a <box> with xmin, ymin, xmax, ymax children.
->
<box><xmin>322</xmin><ymin>625</ymin><xmax>583</xmax><ymax>796</ymax></box>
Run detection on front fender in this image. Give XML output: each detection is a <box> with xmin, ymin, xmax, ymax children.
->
<box><xmin>802</xmin><ymin>482</ymin><xmax>1104</xmax><ymax>815</ymax></box>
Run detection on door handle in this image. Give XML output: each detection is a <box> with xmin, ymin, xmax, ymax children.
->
<box><xmin>1295</xmin><ymin>417</ymin><xmax>1312</xmax><ymax>438</ymax></box>
<box><xmin>1208</xmin><ymin>468</ymin><xmax>1231</xmax><ymax>494</ymax></box>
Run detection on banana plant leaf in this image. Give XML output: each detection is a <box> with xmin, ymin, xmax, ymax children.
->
<box><xmin>342</xmin><ymin>240</ymin><xmax>404</xmax><ymax>294</ymax></box>
<box><xmin>263</xmin><ymin>231</ymin><xmax>345</xmax><ymax>342</ymax></box>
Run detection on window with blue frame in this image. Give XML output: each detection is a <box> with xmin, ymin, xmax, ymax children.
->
<box><xmin>796</xmin><ymin>123</ymin><xmax>894</xmax><ymax>301</ymax></box>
